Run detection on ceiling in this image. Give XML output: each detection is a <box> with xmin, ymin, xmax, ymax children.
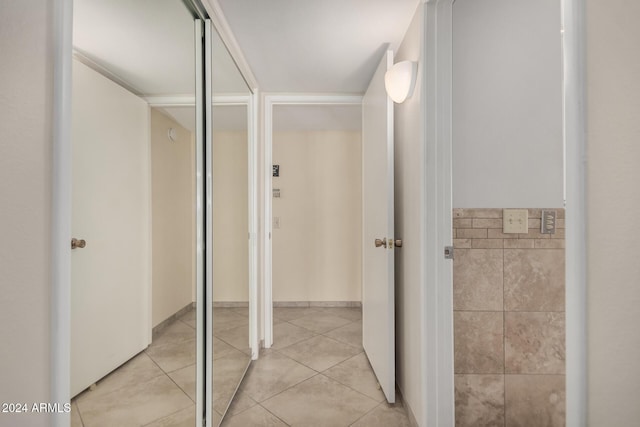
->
<box><xmin>217</xmin><ymin>0</ymin><xmax>420</xmax><ymax>93</ymax></box>
<box><xmin>73</xmin><ymin>0</ymin><xmax>419</xmax><ymax>130</ymax></box>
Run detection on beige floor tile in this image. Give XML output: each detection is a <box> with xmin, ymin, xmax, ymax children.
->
<box><xmin>324</xmin><ymin>353</ymin><xmax>384</xmax><ymax>402</ymax></box>
<box><xmin>152</xmin><ymin>320</ymin><xmax>196</xmax><ymax>347</ymax></box>
<box><xmin>168</xmin><ymin>364</ymin><xmax>196</xmax><ymax>402</ymax></box>
<box><xmin>262</xmin><ymin>374</ymin><xmax>378</xmax><ymax>426</ymax></box>
<box><xmin>214</xmin><ymin>336</ymin><xmax>240</xmax><ymax>360</ymax></box>
<box><xmin>145</xmin><ymin>337</ymin><xmax>196</xmax><ymax>373</ymax></box>
<box><xmin>215</xmin><ymin>324</ymin><xmax>251</xmax><ymax>353</ymax></box>
<box><xmin>75</xmin><ymin>352</ymin><xmax>165</xmax><ymax>401</ymax></box>
<box><xmin>178</xmin><ymin>309</ymin><xmax>196</xmax><ymax>329</ymax></box>
<box><xmin>350</xmin><ymin>401</ymin><xmax>412</xmax><ymax>427</ymax></box>
<box><xmin>221</xmin><ymin>404</ymin><xmax>288</xmax><ymax>427</ymax></box>
<box><xmin>231</xmin><ymin>307</ymin><xmax>249</xmax><ymax>317</ymax></box>
<box><xmin>315</xmin><ymin>307</ymin><xmax>362</xmax><ymax>322</ymax></box>
<box><xmin>272</xmin><ymin>306</ymin><xmax>319</xmax><ymax>321</ymax></box>
<box><xmin>225</xmin><ymin>390</ymin><xmax>258</xmax><ymax>417</ymax></box>
<box><xmin>214</xmin><ymin>309</ymin><xmax>249</xmax><ymax>333</ymax></box>
<box><xmin>213</xmin><ymin>352</ymin><xmax>251</xmax><ymax>415</ymax></box>
<box><xmin>289</xmin><ymin>312</ymin><xmax>353</xmax><ymax>334</ymax></box>
<box><xmin>76</xmin><ymin>375</ymin><xmax>193</xmax><ymax>427</ymax></box>
<box><xmin>272</xmin><ymin>321</ymin><xmax>317</xmax><ymax>349</ymax></box>
<box><xmin>278</xmin><ymin>335</ymin><xmax>362</xmax><ymax>372</ymax></box>
<box><xmin>144</xmin><ymin>405</ymin><xmax>195</xmax><ymax>427</ymax></box>
<box><xmin>71</xmin><ymin>401</ymin><xmax>83</xmax><ymax>427</ymax></box>
<box><xmin>323</xmin><ymin>320</ymin><xmax>362</xmax><ymax>350</ymax></box>
<box><xmin>239</xmin><ymin>351</ymin><xmax>315</xmax><ymax>402</ymax></box>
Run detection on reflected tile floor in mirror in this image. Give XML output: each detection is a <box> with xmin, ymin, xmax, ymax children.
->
<box><xmin>220</xmin><ymin>307</ymin><xmax>412</xmax><ymax>427</ymax></box>
<box><xmin>71</xmin><ymin>306</ymin><xmax>250</xmax><ymax>426</ymax></box>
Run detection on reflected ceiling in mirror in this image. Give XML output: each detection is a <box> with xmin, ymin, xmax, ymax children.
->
<box><xmin>73</xmin><ymin>0</ymin><xmax>195</xmax><ymax>96</ymax></box>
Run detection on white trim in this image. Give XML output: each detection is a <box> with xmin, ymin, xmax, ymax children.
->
<box><xmin>248</xmin><ymin>91</ymin><xmax>260</xmax><ymax>359</ymax></box>
<box><xmin>262</xmin><ymin>94</ymin><xmax>363</xmax><ymax>348</ymax></box>
<box><xmin>423</xmin><ymin>1</ymin><xmax>455</xmax><ymax>426</ymax></box>
<box><xmin>194</xmin><ymin>18</ymin><xmax>206</xmax><ymax>427</ymax></box>
<box><xmin>201</xmin><ymin>0</ymin><xmax>259</xmax><ymax>90</ymax></box>
<box><xmin>562</xmin><ymin>0</ymin><xmax>588</xmax><ymax>425</ymax></box>
<box><xmin>144</xmin><ymin>95</ymin><xmax>253</xmax><ymax>107</ymax></box>
<box><xmin>205</xmin><ymin>20</ymin><xmax>215</xmax><ymax>427</ymax></box>
<box><xmin>51</xmin><ymin>0</ymin><xmax>73</xmax><ymax>425</ymax></box>
<box><xmin>144</xmin><ymin>95</ymin><xmax>196</xmax><ymax>106</ymax></box>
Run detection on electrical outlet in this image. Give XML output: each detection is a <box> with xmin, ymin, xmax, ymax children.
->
<box><xmin>503</xmin><ymin>209</ymin><xmax>528</xmax><ymax>234</ymax></box>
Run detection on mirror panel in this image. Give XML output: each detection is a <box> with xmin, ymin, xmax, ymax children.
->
<box><xmin>211</xmin><ymin>28</ymin><xmax>253</xmax><ymax>424</ymax></box>
<box><xmin>71</xmin><ymin>0</ymin><xmax>199</xmax><ymax>425</ymax></box>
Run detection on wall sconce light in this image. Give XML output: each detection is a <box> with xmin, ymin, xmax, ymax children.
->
<box><xmin>167</xmin><ymin>128</ymin><xmax>177</xmax><ymax>142</ymax></box>
<box><xmin>384</xmin><ymin>60</ymin><xmax>417</xmax><ymax>103</ymax></box>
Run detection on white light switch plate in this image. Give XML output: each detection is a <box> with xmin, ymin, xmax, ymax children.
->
<box><xmin>503</xmin><ymin>209</ymin><xmax>528</xmax><ymax>234</ymax></box>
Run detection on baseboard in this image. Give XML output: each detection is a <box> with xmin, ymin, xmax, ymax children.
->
<box><xmin>213</xmin><ymin>301</ymin><xmax>249</xmax><ymax>308</ymax></box>
<box><xmin>273</xmin><ymin>301</ymin><xmax>362</xmax><ymax>308</ymax></box>
<box><xmin>152</xmin><ymin>301</ymin><xmax>195</xmax><ymax>339</ymax></box>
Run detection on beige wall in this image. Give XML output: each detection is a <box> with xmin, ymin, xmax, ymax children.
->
<box><xmin>213</xmin><ymin>130</ymin><xmax>249</xmax><ymax>302</ymax></box>
<box><xmin>452</xmin><ymin>208</ymin><xmax>565</xmax><ymax>425</ymax></box>
<box><xmin>272</xmin><ymin>131</ymin><xmax>362</xmax><ymax>302</ymax></box>
<box><xmin>0</xmin><ymin>1</ymin><xmax>52</xmax><ymax>425</ymax></box>
<box><xmin>151</xmin><ymin>109</ymin><xmax>195</xmax><ymax>326</ymax></box>
<box><xmin>452</xmin><ymin>0</ymin><xmax>563</xmax><ymax>208</ymax></box>
<box><xmin>393</xmin><ymin>4</ymin><xmax>425</xmax><ymax>425</ymax></box>
<box><xmin>586</xmin><ymin>0</ymin><xmax>640</xmax><ymax>424</ymax></box>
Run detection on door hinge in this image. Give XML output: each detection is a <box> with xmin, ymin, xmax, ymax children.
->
<box><xmin>444</xmin><ymin>246</ymin><xmax>454</xmax><ymax>260</ymax></box>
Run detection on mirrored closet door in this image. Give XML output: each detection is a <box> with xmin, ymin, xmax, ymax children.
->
<box><xmin>70</xmin><ymin>0</ymin><xmax>204</xmax><ymax>425</ymax></box>
<box><xmin>210</xmin><ymin>27</ymin><xmax>256</xmax><ymax>425</ymax></box>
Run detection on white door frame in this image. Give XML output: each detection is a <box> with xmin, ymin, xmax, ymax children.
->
<box><xmin>261</xmin><ymin>94</ymin><xmax>362</xmax><ymax>348</ymax></box>
<box><xmin>144</xmin><ymin>94</ymin><xmax>260</xmax><ymax>361</ymax></box>
<box><xmin>427</xmin><ymin>0</ymin><xmax>587</xmax><ymax>425</ymax></box>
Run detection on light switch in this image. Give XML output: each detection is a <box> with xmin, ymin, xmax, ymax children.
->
<box><xmin>273</xmin><ymin>216</ymin><xmax>280</xmax><ymax>229</ymax></box>
<box><xmin>503</xmin><ymin>209</ymin><xmax>528</xmax><ymax>234</ymax></box>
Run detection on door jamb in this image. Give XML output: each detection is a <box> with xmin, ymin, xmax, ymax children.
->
<box><xmin>261</xmin><ymin>94</ymin><xmax>363</xmax><ymax>348</ymax></box>
<box><xmin>428</xmin><ymin>0</ymin><xmax>587</xmax><ymax>425</ymax></box>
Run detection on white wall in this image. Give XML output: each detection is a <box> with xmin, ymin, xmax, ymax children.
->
<box><xmin>394</xmin><ymin>4</ymin><xmax>425</xmax><ymax>425</ymax></box>
<box><xmin>151</xmin><ymin>109</ymin><xmax>195</xmax><ymax>326</ymax></box>
<box><xmin>213</xmin><ymin>130</ymin><xmax>249</xmax><ymax>302</ymax></box>
<box><xmin>452</xmin><ymin>0</ymin><xmax>564</xmax><ymax>208</ymax></box>
<box><xmin>272</xmin><ymin>130</ymin><xmax>362</xmax><ymax>302</ymax></box>
<box><xmin>0</xmin><ymin>2</ymin><xmax>52</xmax><ymax>425</ymax></box>
<box><xmin>586</xmin><ymin>0</ymin><xmax>640</xmax><ymax>424</ymax></box>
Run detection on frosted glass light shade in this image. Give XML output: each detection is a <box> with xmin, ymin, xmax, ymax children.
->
<box><xmin>384</xmin><ymin>60</ymin><xmax>417</xmax><ymax>103</ymax></box>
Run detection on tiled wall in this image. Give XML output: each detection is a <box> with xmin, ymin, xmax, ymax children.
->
<box><xmin>453</xmin><ymin>208</ymin><xmax>565</xmax><ymax>427</ymax></box>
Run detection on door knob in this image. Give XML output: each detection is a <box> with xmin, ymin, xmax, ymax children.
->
<box><xmin>71</xmin><ymin>238</ymin><xmax>86</xmax><ymax>249</ymax></box>
<box><xmin>374</xmin><ymin>238</ymin><xmax>387</xmax><ymax>248</ymax></box>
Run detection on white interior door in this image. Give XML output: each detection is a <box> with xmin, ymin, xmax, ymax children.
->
<box><xmin>362</xmin><ymin>49</ymin><xmax>395</xmax><ymax>403</ymax></box>
<box><xmin>70</xmin><ymin>59</ymin><xmax>151</xmax><ymax>397</ymax></box>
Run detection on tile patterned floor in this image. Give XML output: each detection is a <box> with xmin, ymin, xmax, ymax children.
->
<box><xmin>221</xmin><ymin>307</ymin><xmax>413</xmax><ymax>427</ymax></box>
<box><xmin>71</xmin><ymin>307</ymin><xmax>249</xmax><ymax>427</ymax></box>
<box><xmin>71</xmin><ymin>306</ymin><xmax>412</xmax><ymax>426</ymax></box>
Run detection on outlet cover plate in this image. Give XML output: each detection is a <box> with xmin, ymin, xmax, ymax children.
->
<box><xmin>503</xmin><ymin>209</ymin><xmax>528</xmax><ymax>234</ymax></box>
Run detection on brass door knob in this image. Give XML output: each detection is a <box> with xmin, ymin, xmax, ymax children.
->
<box><xmin>71</xmin><ymin>238</ymin><xmax>86</xmax><ymax>249</ymax></box>
<box><xmin>374</xmin><ymin>238</ymin><xmax>387</xmax><ymax>248</ymax></box>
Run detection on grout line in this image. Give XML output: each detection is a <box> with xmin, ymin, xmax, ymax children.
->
<box><xmin>257</xmin><ymin>403</ymin><xmax>292</xmax><ymax>426</ymax></box>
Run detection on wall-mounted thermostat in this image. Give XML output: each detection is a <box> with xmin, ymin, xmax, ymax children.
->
<box><xmin>273</xmin><ymin>164</ymin><xmax>280</xmax><ymax>177</ymax></box>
